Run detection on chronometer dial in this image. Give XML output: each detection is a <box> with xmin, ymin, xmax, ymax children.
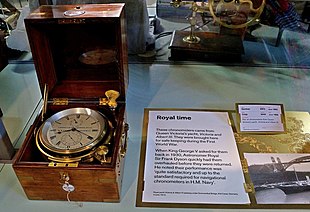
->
<box><xmin>59</xmin><ymin>131</ymin><xmax>82</xmax><ymax>148</ymax></box>
<box><xmin>39</xmin><ymin>108</ymin><xmax>110</xmax><ymax>155</ymax></box>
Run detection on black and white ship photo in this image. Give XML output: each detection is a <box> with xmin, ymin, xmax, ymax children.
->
<box><xmin>244</xmin><ymin>153</ymin><xmax>310</xmax><ymax>204</ymax></box>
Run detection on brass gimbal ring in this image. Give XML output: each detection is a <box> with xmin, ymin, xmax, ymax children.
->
<box><xmin>209</xmin><ymin>0</ymin><xmax>265</xmax><ymax>29</ymax></box>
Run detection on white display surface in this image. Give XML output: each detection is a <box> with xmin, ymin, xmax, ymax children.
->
<box><xmin>1</xmin><ymin>63</ymin><xmax>310</xmax><ymax>212</ymax></box>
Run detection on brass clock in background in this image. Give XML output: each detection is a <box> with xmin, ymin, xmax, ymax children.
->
<box><xmin>78</xmin><ymin>49</ymin><xmax>117</xmax><ymax>65</ymax></box>
<box><xmin>36</xmin><ymin>107</ymin><xmax>113</xmax><ymax>163</ymax></box>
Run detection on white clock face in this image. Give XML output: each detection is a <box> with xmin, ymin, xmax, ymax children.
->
<box><xmin>40</xmin><ymin>108</ymin><xmax>109</xmax><ymax>154</ymax></box>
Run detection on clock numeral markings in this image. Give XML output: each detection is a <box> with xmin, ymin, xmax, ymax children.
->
<box><xmin>43</xmin><ymin>109</ymin><xmax>105</xmax><ymax>153</ymax></box>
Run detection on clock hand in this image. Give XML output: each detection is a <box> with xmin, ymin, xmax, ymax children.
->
<box><xmin>68</xmin><ymin>134</ymin><xmax>76</xmax><ymax>142</ymax></box>
<box><xmin>57</xmin><ymin>128</ymin><xmax>75</xmax><ymax>134</ymax></box>
<box><xmin>72</xmin><ymin>128</ymin><xmax>93</xmax><ymax>140</ymax></box>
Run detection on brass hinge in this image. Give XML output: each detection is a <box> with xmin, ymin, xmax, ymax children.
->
<box><xmin>99</xmin><ymin>97</ymin><xmax>109</xmax><ymax>106</ymax></box>
<box><xmin>52</xmin><ymin>98</ymin><xmax>69</xmax><ymax>105</ymax></box>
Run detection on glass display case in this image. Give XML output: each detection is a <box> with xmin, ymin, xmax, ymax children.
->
<box><xmin>0</xmin><ymin>0</ymin><xmax>310</xmax><ymax>211</ymax></box>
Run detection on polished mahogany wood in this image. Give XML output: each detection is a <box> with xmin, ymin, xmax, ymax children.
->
<box><xmin>24</xmin><ymin>4</ymin><xmax>128</xmax><ymax>99</ymax></box>
<box><xmin>13</xmin><ymin>4</ymin><xmax>128</xmax><ymax>202</ymax></box>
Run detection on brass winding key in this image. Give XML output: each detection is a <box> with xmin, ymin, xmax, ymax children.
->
<box><xmin>94</xmin><ymin>145</ymin><xmax>109</xmax><ymax>164</ymax></box>
<box><xmin>105</xmin><ymin>90</ymin><xmax>120</xmax><ymax>109</ymax></box>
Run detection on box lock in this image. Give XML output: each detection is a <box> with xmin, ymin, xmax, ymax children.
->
<box><xmin>60</xmin><ymin>172</ymin><xmax>75</xmax><ymax>192</ymax></box>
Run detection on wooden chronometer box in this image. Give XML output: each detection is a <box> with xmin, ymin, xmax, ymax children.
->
<box><xmin>12</xmin><ymin>4</ymin><xmax>128</xmax><ymax>202</ymax></box>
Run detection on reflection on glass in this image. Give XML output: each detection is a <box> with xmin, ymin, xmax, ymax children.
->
<box><xmin>1</xmin><ymin>0</ymin><xmax>309</xmax><ymax>67</ymax></box>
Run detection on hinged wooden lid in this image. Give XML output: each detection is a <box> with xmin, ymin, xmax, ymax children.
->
<box><xmin>25</xmin><ymin>4</ymin><xmax>128</xmax><ymax>101</ymax></box>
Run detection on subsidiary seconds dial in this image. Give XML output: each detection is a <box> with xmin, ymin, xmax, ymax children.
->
<box><xmin>37</xmin><ymin>108</ymin><xmax>111</xmax><ymax>155</ymax></box>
